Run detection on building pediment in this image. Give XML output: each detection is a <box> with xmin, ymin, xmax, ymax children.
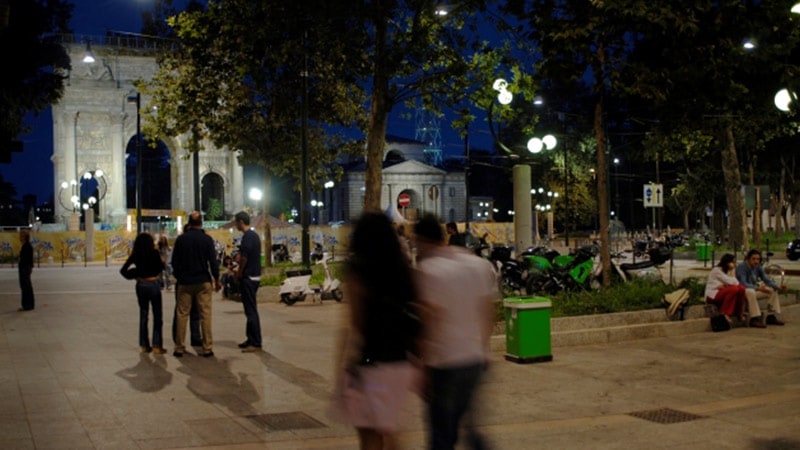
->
<box><xmin>383</xmin><ymin>160</ymin><xmax>446</xmax><ymax>175</ymax></box>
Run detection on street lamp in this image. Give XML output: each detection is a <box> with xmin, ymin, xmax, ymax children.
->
<box><xmin>613</xmin><ymin>157</ymin><xmax>621</xmax><ymax>219</ymax></box>
<box><xmin>249</xmin><ymin>187</ymin><xmax>263</xmax><ymax>216</ymax></box>
<box><xmin>324</xmin><ymin>180</ymin><xmax>334</xmax><ymax>223</ymax></box>
<box><xmin>487</xmin><ymin>78</ymin><xmax>533</xmax><ymax>252</ymax></box>
<box><xmin>127</xmin><ymin>92</ymin><xmax>143</xmax><ymax>234</ymax></box>
<box><xmin>774</xmin><ymin>5</ymin><xmax>800</xmax><ymax>112</ymax></box>
<box><xmin>310</xmin><ymin>199</ymin><xmax>324</xmax><ymax>224</ymax></box>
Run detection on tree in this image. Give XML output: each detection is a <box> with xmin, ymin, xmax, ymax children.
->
<box><xmin>358</xmin><ymin>1</ymin><xmax>494</xmax><ymax>212</ymax></box>
<box><xmin>502</xmin><ymin>0</ymin><xmax>657</xmax><ymax>286</ymax></box>
<box><xmin>0</xmin><ymin>0</ymin><xmax>71</xmax><ymax>160</ymax></box>
<box><xmin>140</xmin><ymin>0</ymin><xmax>367</xmax><ymax>265</ymax></box>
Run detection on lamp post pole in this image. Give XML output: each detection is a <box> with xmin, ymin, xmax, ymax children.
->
<box><xmin>464</xmin><ymin>122</ymin><xmax>470</xmax><ymax>231</ymax></box>
<box><xmin>134</xmin><ymin>92</ymin><xmax>142</xmax><ymax>234</ymax></box>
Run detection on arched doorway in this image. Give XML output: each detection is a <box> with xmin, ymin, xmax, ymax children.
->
<box><xmin>125</xmin><ymin>134</ymin><xmax>171</xmax><ymax>210</ymax></box>
<box><xmin>201</xmin><ymin>172</ymin><xmax>225</xmax><ymax>220</ymax></box>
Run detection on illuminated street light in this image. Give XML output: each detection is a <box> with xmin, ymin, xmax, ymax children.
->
<box><xmin>526</xmin><ymin>134</ymin><xmax>558</xmax><ymax>154</ymax></box>
<box><xmin>775</xmin><ymin>88</ymin><xmax>796</xmax><ymax>112</ymax></box>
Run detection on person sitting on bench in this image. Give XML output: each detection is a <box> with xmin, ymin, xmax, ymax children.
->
<box><xmin>704</xmin><ymin>253</ymin><xmax>746</xmax><ymax>326</ymax></box>
<box><xmin>735</xmin><ymin>249</ymin><xmax>786</xmax><ymax>327</ymax></box>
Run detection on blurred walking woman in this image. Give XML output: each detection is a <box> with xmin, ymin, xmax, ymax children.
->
<box><xmin>120</xmin><ymin>233</ymin><xmax>166</xmax><ymax>354</ymax></box>
<box><xmin>333</xmin><ymin>212</ymin><xmax>420</xmax><ymax>450</ymax></box>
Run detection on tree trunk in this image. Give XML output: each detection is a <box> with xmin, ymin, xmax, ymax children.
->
<box><xmin>262</xmin><ymin>173</ymin><xmax>272</xmax><ymax>269</ymax></box>
<box><xmin>594</xmin><ymin>43</ymin><xmax>611</xmax><ymax>287</ymax></box>
<box><xmin>363</xmin><ymin>13</ymin><xmax>390</xmax><ymax>213</ymax></box>
<box><xmin>720</xmin><ymin>123</ymin><xmax>747</xmax><ymax>251</ymax></box>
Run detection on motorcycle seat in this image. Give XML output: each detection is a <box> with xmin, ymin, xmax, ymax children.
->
<box><xmin>620</xmin><ymin>261</ymin><xmax>656</xmax><ymax>271</ymax></box>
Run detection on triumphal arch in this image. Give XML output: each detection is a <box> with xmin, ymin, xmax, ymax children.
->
<box><xmin>52</xmin><ymin>35</ymin><xmax>244</xmax><ymax>230</ymax></box>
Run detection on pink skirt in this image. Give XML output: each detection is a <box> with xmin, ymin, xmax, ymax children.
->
<box><xmin>331</xmin><ymin>360</ymin><xmax>417</xmax><ymax>433</ymax></box>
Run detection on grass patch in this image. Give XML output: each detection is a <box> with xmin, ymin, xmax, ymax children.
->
<box><xmin>260</xmin><ymin>261</ymin><xmax>346</xmax><ymax>287</ymax></box>
<box><xmin>492</xmin><ymin>278</ymin><xmax>710</xmax><ymax>322</ymax></box>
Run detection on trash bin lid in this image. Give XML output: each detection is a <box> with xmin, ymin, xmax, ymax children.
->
<box><xmin>503</xmin><ymin>296</ymin><xmax>552</xmax><ymax>309</ymax></box>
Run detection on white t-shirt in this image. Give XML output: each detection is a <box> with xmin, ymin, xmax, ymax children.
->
<box><xmin>415</xmin><ymin>246</ymin><xmax>498</xmax><ymax>368</ymax></box>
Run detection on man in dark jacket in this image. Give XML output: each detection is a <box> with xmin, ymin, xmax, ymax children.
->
<box><xmin>171</xmin><ymin>211</ymin><xmax>222</xmax><ymax>357</ymax></box>
<box><xmin>234</xmin><ymin>211</ymin><xmax>263</xmax><ymax>352</ymax></box>
<box><xmin>18</xmin><ymin>230</ymin><xmax>34</xmax><ymax>311</ymax></box>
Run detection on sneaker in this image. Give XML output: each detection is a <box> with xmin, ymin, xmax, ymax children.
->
<box><xmin>241</xmin><ymin>345</ymin><xmax>263</xmax><ymax>353</ymax></box>
<box><xmin>152</xmin><ymin>347</ymin><xmax>166</xmax><ymax>354</ymax></box>
<box><xmin>140</xmin><ymin>346</ymin><xmax>152</xmax><ymax>353</ymax></box>
<box><xmin>173</xmin><ymin>350</ymin><xmax>184</xmax><ymax>357</ymax></box>
<box><xmin>201</xmin><ymin>351</ymin><xmax>214</xmax><ymax>358</ymax></box>
<box><xmin>749</xmin><ymin>318</ymin><xmax>767</xmax><ymax>329</ymax></box>
<box><xmin>766</xmin><ymin>315</ymin><xmax>785</xmax><ymax>326</ymax></box>
<box><xmin>237</xmin><ymin>340</ymin><xmax>251</xmax><ymax>349</ymax></box>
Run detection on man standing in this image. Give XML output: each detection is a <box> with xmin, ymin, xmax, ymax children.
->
<box><xmin>18</xmin><ymin>230</ymin><xmax>34</xmax><ymax>311</ymax></box>
<box><xmin>414</xmin><ymin>214</ymin><xmax>498</xmax><ymax>449</ymax></box>
<box><xmin>234</xmin><ymin>211</ymin><xmax>263</xmax><ymax>352</ymax></box>
<box><xmin>735</xmin><ymin>249</ymin><xmax>786</xmax><ymax>327</ymax></box>
<box><xmin>171</xmin><ymin>211</ymin><xmax>222</xmax><ymax>357</ymax></box>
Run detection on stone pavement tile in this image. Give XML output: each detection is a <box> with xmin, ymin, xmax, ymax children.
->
<box><xmin>135</xmin><ymin>433</ymin><xmax>208</xmax><ymax>450</ymax></box>
<box><xmin>22</xmin><ymin>391</ymin><xmax>73</xmax><ymax>414</ymax></box>
<box><xmin>27</xmin><ymin>410</ymin><xmax>85</xmax><ymax>438</ymax></box>
<box><xmin>19</xmin><ymin>375</ymin><xmax>63</xmax><ymax>396</ymax></box>
<box><xmin>0</xmin><ymin>439</ymin><xmax>34</xmax><ymax>450</ymax></box>
<box><xmin>184</xmin><ymin>417</ymin><xmax>262</xmax><ymax>445</ymax></box>
<box><xmin>0</xmin><ymin>415</ymin><xmax>32</xmax><ymax>440</ymax></box>
<box><xmin>163</xmin><ymin>397</ymin><xmax>229</xmax><ymax>422</ymax></box>
<box><xmin>85</xmin><ymin>428</ymin><xmax>141</xmax><ymax>450</ymax></box>
<box><xmin>33</xmin><ymin>432</ymin><xmax>95</xmax><ymax>450</ymax></box>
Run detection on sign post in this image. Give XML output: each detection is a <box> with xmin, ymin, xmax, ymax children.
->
<box><xmin>643</xmin><ymin>183</ymin><xmax>664</xmax><ymax>231</ymax></box>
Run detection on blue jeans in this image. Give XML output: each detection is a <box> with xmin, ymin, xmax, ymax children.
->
<box><xmin>240</xmin><ymin>278</ymin><xmax>261</xmax><ymax>347</ymax></box>
<box><xmin>427</xmin><ymin>363</ymin><xmax>488</xmax><ymax>450</ymax></box>
<box><xmin>135</xmin><ymin>280</ymin><xmax>163</xmax><ymax>348</ymax></box>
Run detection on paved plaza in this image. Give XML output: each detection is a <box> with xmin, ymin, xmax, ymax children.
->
<box><xmin>0</xmin><ymin>260</ymin><xmax>798</xmax><ymax>449</ymax></box>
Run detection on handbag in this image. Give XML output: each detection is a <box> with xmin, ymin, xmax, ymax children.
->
<box><xmin>710</xmin><ymin>314</ymin><xmax>731</xmax><ymax>332</ymax></box>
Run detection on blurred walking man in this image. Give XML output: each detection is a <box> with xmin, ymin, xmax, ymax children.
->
<box><xmin>414</xmin><ymin>214</ymin><xmax>498</xmax><ymax>450</ymax></box>
<box><xmin>171</xmin><ymin>211</ymin><xmax>221</xmax><ymax>357</ymax></box>
<box><xmin>234</xmin><ymin>211</ymin><xmax>263</xmax><ymax>352</ymax></box>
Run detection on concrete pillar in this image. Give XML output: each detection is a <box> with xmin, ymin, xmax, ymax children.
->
<box><xmin>513</xmin><ymin>164</ymin><xmax>532</xmax><ymax>253</ymax></box>
<box><xmin>85</xmin><ymin>210</ymin><xmax>94</xmax><ymax>261</ymax></box>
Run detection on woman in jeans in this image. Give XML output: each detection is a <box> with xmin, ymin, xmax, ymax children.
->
<box><xmin>121</xmin><ymin>233</ymin><xmax>166</xmax><ymax>353</ymax></box>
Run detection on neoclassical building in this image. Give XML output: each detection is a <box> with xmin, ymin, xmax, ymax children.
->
<box><xmin>52</xmin><ymin>36</ymin><xmax>243</xmax><ymax>230</ymax></box>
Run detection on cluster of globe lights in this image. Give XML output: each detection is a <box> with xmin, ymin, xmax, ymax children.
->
<box><xmin>491</xmin><ymin>78</ymin><xmax>558</xmax><ymax>154</ymax></box>
<box><xmin>59</xmin><ymin>170</ymin><xmax>104</xmax><ymax>212</ymax></box>
<box><xmin>531</xmin><ymin>187</ymin><xmax>558</xmax><ymax>212</ymax></box>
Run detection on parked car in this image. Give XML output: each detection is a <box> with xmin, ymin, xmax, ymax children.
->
<box><xmin>786</xmin><ymin>239</ymin><xmax>800</xmax><ymax>261</ymax></box>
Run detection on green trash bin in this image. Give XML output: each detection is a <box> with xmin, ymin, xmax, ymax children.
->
<box><xmin>696</xmin><ymin>243</ymin><xmax>711</xmax><ymax>261</ymax></box>
<box><xmin>504</xmin><ymin>296</ymin><xmax>552</xmax><ymax>363</ymax></box>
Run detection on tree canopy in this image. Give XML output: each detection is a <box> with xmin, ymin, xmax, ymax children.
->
<box><xmin>0</xmin><ymin>0</ymin><xmax>72</xmax><ymax>161</ymax></box>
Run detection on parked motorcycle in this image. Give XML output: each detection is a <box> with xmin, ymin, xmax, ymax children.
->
<box><xmin>279</xmin><ymin>258</ymin><xmax>343</xmax><ymax>305</ymax></box>
<box><xmin>526</xmin><ymin>244</ymin><xmax>598</xmax><ymax>295</ymax></box>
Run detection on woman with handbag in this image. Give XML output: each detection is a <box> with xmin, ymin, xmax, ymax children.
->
<box><xmin>332</xmin><ymin>212</ymin><xmax>420</xmax><ymax>450</ymax></box>
<box><xmin>704</xmin><ymin>253</ymin><xmax>747</xmax><ymax>328</ymax></box>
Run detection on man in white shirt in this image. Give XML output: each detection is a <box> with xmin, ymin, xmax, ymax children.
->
<box><xmin>414</xmin><ymin>214</ymin><xmax>498</xmax><ymax>450</ymax></box>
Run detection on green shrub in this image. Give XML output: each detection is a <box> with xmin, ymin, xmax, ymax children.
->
<box><xmin>549</xmin><ymin>279</ymin><xmax>672</xmax><ymax>318</ymax></box>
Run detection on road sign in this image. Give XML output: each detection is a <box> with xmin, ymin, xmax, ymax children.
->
<box><xmin>643</xmin><ymin>183</ymin><xmax>663</xmax><ymax>208</ymax></box>
<box><xmin>398</xmin><ymin>192</ymin><xmax>411</xmax><ymax>207</ymax></box>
